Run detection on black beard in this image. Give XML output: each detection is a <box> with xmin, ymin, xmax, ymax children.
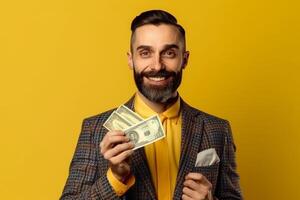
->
<box><xmin>133</xmin><ymin>68</ymin><xmax>182</xmax><ymax>103</ymax></box>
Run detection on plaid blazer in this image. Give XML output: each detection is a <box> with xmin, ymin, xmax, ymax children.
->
<box><xmin>60</xmin><ymin>97</ymin><xmax>243</xmax><ymax>200</ymax></box>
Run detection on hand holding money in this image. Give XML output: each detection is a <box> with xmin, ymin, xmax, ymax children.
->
<box><xmin>103</xmin><ymin>105</ymin><xmax>165</xmax><ymax>150</ymax></box>
<box><xmin>99</xmin><ymin>130</ymin><xmax>134</xmax><ymax>183</ymax></box>
<box><xmin>100</xmin><ymin>105</ymin><xmax>165</xmax><ymax>182</ymax></box>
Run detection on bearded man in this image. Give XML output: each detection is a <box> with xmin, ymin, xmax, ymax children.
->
<box><xmin>61</xmin><ymin>10</ymin><xmax>243</xmax><ymax>200</ymax></box>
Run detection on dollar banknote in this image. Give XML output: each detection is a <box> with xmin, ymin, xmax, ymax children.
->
<box><xmin>103</xmin><ymin>105</ymin><xmax>165</xmax><ymax>149</ymax></box>
<box><xmin>103</xmin><ymin>105</ymin><xmax>143</xmax><ymax>130</ymax></box>
<box><xmin>103</xmin><ymin>111</ymin><xmax>132</xmax><ymax>131</ymax></box>
<box><xmin>124</xmin><ymin>115</ymin><xmax>165</xmax><ymax>150</ymax></box>
<box><xmin>115</xmin><ymin>105</ymin><xmax>143</xmax><ymax>124</ymax></box>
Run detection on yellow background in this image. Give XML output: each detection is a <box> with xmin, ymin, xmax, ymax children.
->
<box><xmin>0</xmin><ymin>0</ymin><xmax>299</xmax><ymax>199</ymax></box>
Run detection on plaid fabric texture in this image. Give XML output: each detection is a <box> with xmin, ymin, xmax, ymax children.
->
<box><xmin>60</xmin><ymin>97</ymin><xmax>243</xmax><ymax>200</ymax></box>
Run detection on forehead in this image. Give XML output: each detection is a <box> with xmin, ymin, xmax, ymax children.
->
<box><xmin>132</xmin><ymin>24</ymin><xmax>183</xmax><ymax>50</ymax></box>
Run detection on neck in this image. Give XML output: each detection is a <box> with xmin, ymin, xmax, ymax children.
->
<box><xmin>137</xmin><ymin>91</ymin><xmax>179</xmax><ymax>113</ymax></box>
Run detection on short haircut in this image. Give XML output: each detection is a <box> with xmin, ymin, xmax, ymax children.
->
<box><xmin>130</xmin><ymin>10</ymin><xmax>186</xmax><ymax>52</ymax></box>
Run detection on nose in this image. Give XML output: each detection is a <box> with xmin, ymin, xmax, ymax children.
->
<box><xmin>150</xmin><ymin>54</ymin><xmax>164</xmax><ymax>71</ymax></box>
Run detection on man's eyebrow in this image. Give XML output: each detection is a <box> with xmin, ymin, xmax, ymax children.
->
<box><xmin>162</xmin><ymin>44</ymin><xmax>179</xmax><ymax>50</ymax></box>
<box><xmin>136</xmin><ymin>44</ymin><xmax>179</xmax><ymax>52</ymax></box>
<box><xmin>136</xmin><ymin>45</ymin><xmax>152</xmax><ymax>51</ymax></box>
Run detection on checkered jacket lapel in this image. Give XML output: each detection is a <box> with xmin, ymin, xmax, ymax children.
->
<box><xmin>173</xmin><ymin>99</ymin><xmax>205</xmax><ymax>199</ymax></box>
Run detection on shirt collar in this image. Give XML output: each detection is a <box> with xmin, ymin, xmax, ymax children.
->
<box><xmin>134</xmin><ymin>92</ymin><xmax>181</xmax><ymax>120</ymax></box>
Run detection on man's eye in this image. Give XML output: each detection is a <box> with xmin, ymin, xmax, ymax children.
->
<box><xmin>163</xmin><ymin>50</ymin><xmax>176</xmax><ymax>58</ymax></box>
<box><xmin>140</xmin><ymin>51</ymin><xmax>150</xmax><ymax>57</ymax></box>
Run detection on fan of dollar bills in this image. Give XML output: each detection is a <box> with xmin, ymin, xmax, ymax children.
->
<box><xmin>103</xmin><ymin>105</ymin><xmax>165</xmax><ymax>150</ymax></box>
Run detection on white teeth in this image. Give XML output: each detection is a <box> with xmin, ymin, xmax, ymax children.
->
<box><xmin>148</xmin><ymin>77</ymin><xmax>166</xmax><ymax>81</ymax></box>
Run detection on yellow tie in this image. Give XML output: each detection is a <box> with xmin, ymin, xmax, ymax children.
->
<box><xmin>156</xmin><ymin>115</ymin><xmax>171</xmax><ymax>200</ymax></box>
<box><xmin>159</xmin><ymin>112</ymin><xmax>180</xmax><ymax>198</ymax></box>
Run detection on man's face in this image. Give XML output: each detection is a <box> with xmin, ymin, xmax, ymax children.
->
<box><xmin>128</xmin><ymin>24</ymin><xmax>189</xmax><ymax>103</ymax></box>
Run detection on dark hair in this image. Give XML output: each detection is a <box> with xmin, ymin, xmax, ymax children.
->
<box><xmin>130</xmin><ymin>10</ymin><xmax>186</xmax><ymax>51</ymax></box>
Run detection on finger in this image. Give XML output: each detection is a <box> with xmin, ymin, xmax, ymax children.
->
<box><xmin>182</xmin><ymin>193</ymin><xmax>193</xmax><ymax>200</ymax></box>
<box><xmin>103</xmin><ymin>142</ymin><xmax>134</xmax><ymax>160</ymax></box>
<box><xmin>100</xmin><ymin>134</ymin><xmax>129</xmax><ymax>153</ymax></box>
<box><xmin>184</xmin><ymin>179</ymin><xmax>212</xmax><ymax>200</ymax></box>
<box><xmin>100</xmin><ymin>131</ymin><xmax>125</xmax><ymax>147</ymax></box>
<box><xmin>182</xmin><ymin>186</ymin><xmax>205</xmax><ymax>200</ymax></box>
<box><xmin>184</xmin><ymin>179</ymin><xmax>200</xmax><ymax>191</ymax></box>
<box><xmin>103</xmin><ymin>131</ymin><xmax>125</xmax><ymax>142</ymax></box>
<box><xmin>185</xmin><ymin>172</ymin><xmax>204</xmax><ymax>181</ymax></box>
<box><xmin>109</xmin><ymin>149</ymin><xmax>134</xmax><ymax>165</ymax></box>
<box><xmin>100</xmin><ymin>135</ymin><xmax>129</xmax><ymax>153</ymax></box>
<box><xmin>185</xmin><ymin>173</ymin><xmax>212</xmax><ymax>188</ymax></box>
<box><xmin>185</xmin><ymin>184</ymin><xmax>210</xmax><ymax>200</ymax></box>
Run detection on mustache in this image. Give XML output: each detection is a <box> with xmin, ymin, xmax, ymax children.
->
<box><xmin>140</xmin><ymin>69</ymin><xmax>177</xmax><ymax>78</ymax></box>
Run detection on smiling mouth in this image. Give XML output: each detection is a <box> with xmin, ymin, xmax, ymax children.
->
<box><xmin>147</xmin><ymin>76</ymin><xmax>167</xmax><ymax>81</ymax></box>
<box><xmin>144</xmin><ymin>76</ymin><xmax>172</xmax><ymax>86</ymax></box>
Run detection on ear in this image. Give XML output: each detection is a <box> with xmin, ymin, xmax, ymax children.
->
<box><xmin>182</xmin><ymin>51</ymin><xmax>190</xmax><ymax>69</ymax></box>
<box><xmin>127</xmin><ymin>52</ymin><xmax>133</xmax><ymax>70</ymax></box>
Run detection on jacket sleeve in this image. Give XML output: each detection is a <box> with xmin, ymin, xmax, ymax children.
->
<box><xmin>215</xmin><ymin>121</ymin><xmax>243</xmax><ymax>200</ymax></box>
<box><xmin>60</xmin><ymin>118</ymin><xmax>123</xmax><ymax>200</ymax></box>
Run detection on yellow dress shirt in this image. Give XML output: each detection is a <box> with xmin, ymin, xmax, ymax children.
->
<box><xmin>107</xmin><ymin>93</ymin><xmax>182</xmax><ymax>199</ymax></box>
